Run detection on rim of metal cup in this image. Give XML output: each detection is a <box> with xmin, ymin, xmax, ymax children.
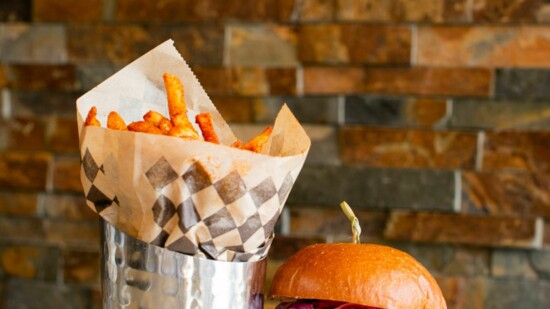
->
<box><xmin>99</xmin><ymin>219</ymin><xmax>266</xmax><ymax>309</ymax></box>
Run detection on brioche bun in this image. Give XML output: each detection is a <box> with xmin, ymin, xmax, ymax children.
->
<box><xmin>269</xmin><ymin>243</ymin><xmax>446</xmax><ymax>309</ymax></box>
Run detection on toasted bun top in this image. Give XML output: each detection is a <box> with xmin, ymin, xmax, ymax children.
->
<box><xmin>269</xmin><ymin>243</ymin><xmax>446</xmax><ymax>309</ymax></box>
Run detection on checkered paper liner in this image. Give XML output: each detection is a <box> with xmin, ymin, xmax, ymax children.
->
<box><xmin>76</xmin><ymin>40</ymin><xmax>310</xmax><ymax>262</ymax></box>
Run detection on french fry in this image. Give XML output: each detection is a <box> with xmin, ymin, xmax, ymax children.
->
<box><xmin>158</xmin><ymin>118</ymin><xmax>173</xmax><ymax>135</ymax></box>
<box><xmin>231</xmin><ymin>139</ymin><xmax>243</xmax><ymax>148</ymax></box>
<box><xmin>163</xmin><ymin>73</ymin><xmax>198</xmax><ymax>135</ymax></box>
<box><xmin>143</xmin><ymin>110</ymin><xmax>168</xmax><ymax>126</ymax></box>
<box><xmin>89</xmin><ymin>72</ymin><xmax>280</xmax><ymax>155</ymax></box>
<box><xmin>107</xmin><ymin>111</ymin><xmax>127</xmax><ymax>131</ymax></box>
<box><xmin>195</xmin><ymin>113</ymin><xmax>219</xmax><ymax>144</ymax></box>
<box><xmin>127</xmin><ymin>121</ymin><xmax>163</xmax><ymax>135</ymax></box>
<box><xmin>241</xmin><ymin>126</ymin><xmax>272</xmax><ymax>153</ymax></box>
<box><xmin>84</xmin><ymin>106</ymin><xmax>101</xmax><ymax>127</ymax></box>
<box><xmin>168</xmin><ymin>125</ymin><xmax>200</xmax><ymax>140</ymax></box>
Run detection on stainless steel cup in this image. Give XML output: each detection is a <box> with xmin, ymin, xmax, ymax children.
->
<box><xmin>100</xmin><ymin>220</ymin><xmax>266</xmax><ymax>309</ymax></box>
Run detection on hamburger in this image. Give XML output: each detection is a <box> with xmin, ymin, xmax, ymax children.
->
<box><xmin>268</xmin><ymin>243</ymin><xmax>447</xmax><ymax>309</ymax></box>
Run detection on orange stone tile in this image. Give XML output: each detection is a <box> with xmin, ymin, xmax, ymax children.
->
<box><xmin>0</xmin><ymin>152</ymin><xmax>52</xmax><ymax>190</ymax></box>
<box><xmin>33</xmin><ymin>0</ymin><xmax>101</xmax><ymax>22</ymax></box>
<box><xmin>364</xmin><ymin>67</ymin><xmax>492</xmax><ymax>97</ymax></box>
<box><xmin>313</xmin><ymin>66</ymin><xmax>491</xmax><ymax>96</ymax></box>
<box><xmin>404</xmin><ymin>98</ymin><xmax>448</xmax><ymax>127</ymax></box>
<box><xmin>230</xmin><ymin>68</ymin><xmax>268</xmax><ymax>96</ymax></box>
<box><xmin>336</xmin><ymin>0</ymin><xmax>470</xmax><ymax>22</ymax></box>
<box><xmin>463</xmin><ymin>171</ymin><xmax>550</xmax><ymax>217</ymax></box>
<box><xmin>418</xmin><ymin>26</ymin><xmax>550</xmax><ymax>67</ymax></box>
<box><xmin>385</xmin><ymin>212</ymin><xmax>543</xmax><ymax>248</ymax></box>
<box><xmin>473</xmin><ymin>0</ymin><xmax>542</xmax><ymax>22</ymax></box>
<box><xmin>52</xmin><ymin>156</ymin><xmax>81</xmax><ymax>192</ymax></box>
<box><xmin>298</xmin><ymin>24</ymin><xmax>410</xmax><ymax>64</ymax></box>
<box><xmin>303</xmin><ymin>67</ymin><xmax>366</xmax><ymax>94</ymax></box>
<box><xmin>483</xmin><ymin>131</ymin><xmax>550</xmax><ymax>172</ymax></box>
<box><xmin>116</xmin><ymin>0</ymin><xmax>295</xmax><ymax>22</ymax></box>
<box><xmin>6</xmin><ymin>65</ymin><xmax>77</xmax><ymax>90</ymax></box>
<box><xmin>192</xmin><ymin>67</ymin><xmax>232</xmax><ymax>95</ymax></box>
<box><xmin>300</xmin><ymin>0</ymin><xmax>336</xmax><ymax>21</ymax></box>
<box><xmin>340</xmin><ymin>126</ymin><xmax>478</xmax><ymax>168</ymax></box>
<box><xmin>266</xmin><ymin>68</ymin><xmax>296</xmax><ymax>95</ymax></box>
<box><xmin>211</xmin><ymin>96</ymin><xmax>253</xmax><ymax>122</ymax></box>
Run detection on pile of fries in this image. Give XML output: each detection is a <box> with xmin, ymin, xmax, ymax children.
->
<box><xmin>85</xmin><ymin>73</ymin><xmax>271</xmax><ymax>153</ymax></box>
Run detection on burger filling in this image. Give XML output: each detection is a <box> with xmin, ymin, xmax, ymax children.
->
<box><xmin>275</xmin><ymin>300</ymin><xmax>381</xmax><ymax>309</ymax></box>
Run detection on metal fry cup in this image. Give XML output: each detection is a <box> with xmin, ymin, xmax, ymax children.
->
<box><xmin>100</xmin><ymin>219</ymin><xmax>266</xmax><ymax>309</ymax></box>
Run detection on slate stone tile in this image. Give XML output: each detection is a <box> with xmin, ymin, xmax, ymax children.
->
<box><xmin>492</xmin><ymin>249</ymin><xmax>538</xmax><ymax>278</ymax></box>
<box><xmin>288</xmin><ymin>165</ymin><xmax>459</xmax><ymax>212</ymax></box>
<box><xmin>451</xmin><ymin>99</ymin><xmax>550</xmax><ymax>130</ymax></box>
<box><xmin>495</xmin><ymin>69</ymin><xmax>550</xmax><ymax>101</ymax></box>
<box><xmin>345</xmin><ymin>96</ymin><xmax>449</xmax><ymax>127</ymax></box>
<box><xmin>485</xmin><ymin>278</ymin><xmax>550</xmax><ymax>309</ymax></box>
<box><xmin>255</xmin><ymin>96</ymin><xmax>340</xmax><ymax>124</ymax></box>
<box><xmin>11</xmin><ymin>90</ymin><xmax>81</xmax><ymax>117</ymax></box>
<box><xmin>5</xmin><ymin>279</ymin><xmax>89</xmax><ymax>308</ymax></box>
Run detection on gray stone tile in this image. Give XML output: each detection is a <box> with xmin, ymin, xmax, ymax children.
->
<box><xmin>288</xmin><ymin>165</ymin><xmax>459</xmax><ymax>212</ymax></box>
<box><xmin>0</xmin><ymin>0</ymin><xmax>31</xmax><ymax>22</ymax></box>
<box><xmin>302</xmin><ymin>125</ymin><xmax>340</xmax><ymax>165</ymax></box>
<box><xmin>345</xmin><ymin>95</ymin><xmax>405</xmax><ymax>125</ymax></box>
<box><xmin>451</xmin><ymin>99</ymin><xmax>550</xmax><ymax>130</ymax></box>
<box><xmin>389</xmin><ymin>242</ymin><xmax>454</xmax><ymax>275</ymax></box>
<box><xmin>440</xmin><ymin>247</ymin><xmax>490</xmax><ymax>276</ymax></box>
<box><xmin>255</xmin><ymin>96</ymin><xmax>340</xmax><ymax>124</ymax></box>
<box><xmin>77</xmin><ymin>64</ymin><xmax>124</xmax><ymax>91</ymax></box>
<box><xmin>362</xmin><ymin>168</ymin><xmax>458</xmax><ymax>211</ymax></box>
<box><xmin>492</xmin><ymin>249</ymin><xmax>537</xmax><ymax>278</ymax></box>
<box><xmin>485</xmin><ymin>278</ymin><xmax>550</xmax><ymax>309</ymax></box>
<box><xmin>344</xmin><ymin>95</ymin><xmax>448</xmax><ymax>127</ymax></box>
<box><xmin>0</xmin><ymin>24</ymin><xmax>67</xmax><ymax>64</ymax></box>
<box><xmin>42</xmin><ymin>194</ymin><xmax>96</xmax><ymax>220</ymax></box>
<box><xmin>495</xmin><ymin>69</ymin><xmax>550</xmax><ymax>101</ymax></box>
<box><xmin>11</xmin><ymin>90</ymin><xmax>80</xmax><ymax>117</ymax></box>
<box><xmin>288</xmin><ymin>207</ymin><xmax>387</xmax><ymax>239</ymax></box>
<box><xmin>530</xmin><ymin>249</ymin><xmax>550</xmax><ymax>280</ymax></box>
<box><xmin>5</xmin><ymin>279</ymin><xmax>89</xmax><ymax>309</ymax></box>
<box><xmin>0</xmin><ymin>217</ymin><xmax>45</xmax><ymax>243</ymax></box>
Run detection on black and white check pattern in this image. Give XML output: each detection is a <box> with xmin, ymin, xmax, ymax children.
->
<box><xmin>82</xmin><ymin>149</ymin><xmax>296</xmax><ymax>262</ymax></box>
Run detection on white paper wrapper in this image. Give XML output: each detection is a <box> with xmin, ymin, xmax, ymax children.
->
<box><xmin>77</xmin><ymin>40</ymin><xmax>310</xmax><ymax>262</ymax></box>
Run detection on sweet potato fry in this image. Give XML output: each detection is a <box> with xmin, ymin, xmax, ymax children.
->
<box><xmin>241</xmin><ymin>126</ymin><xmax>272</xmax><ymax>153</ymax></box>
<box><xmin>107</xmin><ymin>112</ymin><xmax>127</xmax><ymax>131</ymax></box>
<box><xmin>84</xmin><ymin>106</ymin><xmax>101</xmax><ymax>127</ymax></box>
<box><xmin>168</xmin><ymin>125</ymin><xmax>200</xmax><ymax>140</ymax></box>
<box><xmin>163</xmin><ymin>73</ymin><xmax>198</xmax><ymax>135</ymax></box>
<box><xmin>231</xmin><ymin>139</ymin><xmax>243</xmax><ymax>148</ymax></box>
<box><xmin>158</xmin><ymin>118</ymin><xmax>173</xmax><ymax>135</ymax></box>
<box><xmin>195</xmin><ymin>113</ymin><xmax>219</xmax><ymax>144</ymax></box>
<box><xmin>127</xmin><ymin>121</ymin><xmax>163</xmax><ymax>135</ymax></box>
<box><xmin>143</xmin><ymin>110</ymin><xmax>168</xmax><ymax>126</ymax></box>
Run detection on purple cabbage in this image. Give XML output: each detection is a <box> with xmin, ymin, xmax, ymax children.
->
<box><xmin>275</xmin><ymin>300</ymin><xmax>380</xmax><ymax>309</ymax></box>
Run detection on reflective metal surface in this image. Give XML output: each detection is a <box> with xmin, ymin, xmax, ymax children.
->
<box><xmin>100</xmin><ymin>220</ymin><xmax>266</xmax><ymax>309</ymax></box>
